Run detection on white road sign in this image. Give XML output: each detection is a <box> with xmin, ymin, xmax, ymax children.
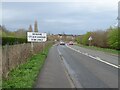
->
<box><xmin>27</xmin><ymin>32</ymin><xmax>47</xmax><ymax>42</ymax></box>
<box><xmin>88</xmin><ymin>36</ymin><xmax>93</xmax><ymax>41</ymax></box>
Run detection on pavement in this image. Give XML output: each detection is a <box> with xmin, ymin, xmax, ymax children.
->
<box><xmin>34</xmin><ymin>45</ymin><xmax>72</xmax><ymax>88</ymax></box>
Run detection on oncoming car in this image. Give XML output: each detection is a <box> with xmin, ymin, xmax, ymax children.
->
<box><xmin>68</xmin><ymin>41</ymin><xmax>73</xmax><ymax>45</ymax></box>
<box><xmin>60</xmin><ymin>41</ymin><xmax>65</xmax><ymax>45</ymax></box>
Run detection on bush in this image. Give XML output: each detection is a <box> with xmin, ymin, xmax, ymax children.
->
<box><xmin>2</xmin><ymin>37</ymin><xmax>27</xmax><ymax>45</ymax></box>
<box><xmin>75</xmin><ymin>36</ymin><xmax>81</xmax><ymax>44</ymax></box>
<box><xmin>107</xmin><ymin>28</ymin><xmax>120</xmax><ymax>50</ymax></box>
<box><xmin>77</xmin><ymin>27</ymin><xmax>119</xmax><ymax>50</ymax></box>
<box><xmin>82</xmin><ymin>32</ymin><xmax>91</xmax><ymax>45</ymax></box>
<box><xmin>91</xmin><ymin>30</ymin><xmax>108</xmax><ymax>48</ymax></box>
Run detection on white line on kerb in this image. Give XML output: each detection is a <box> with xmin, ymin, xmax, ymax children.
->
<box><xmin>66</xmin><ymin>45</ymin><xmax>119</xmax><ymax>69</ymax></box>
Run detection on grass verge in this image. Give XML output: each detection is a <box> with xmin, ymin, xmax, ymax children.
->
<box><xmin>77</xmin><ymin>44</ymin><xmax>119</xmax><ymax>55</ymax></box>
<box><xmin>2</xmin><ymin>44</ymin><xmax>52</xmax><ymax>88</ymax></box>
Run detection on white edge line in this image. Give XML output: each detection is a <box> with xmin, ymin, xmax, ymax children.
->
<box><xmin>57</xmin><ymin>48</ymin><xmax>62</xmax><ymax>55</ymax></box>
<box><xmin>57</xmin><ymin>48</ymin><xmax>83</xmax><ymax>88</ymax></box>
<box><xmin>66</xmin><ymin>45</ymin><xmax>119</xmax><ymax>69</ymax></box>
<box><xmin>61</xmin><ymin>56</ymin><xmax>83</xmax><ymax>88</ymax></box>
<box><xmin>57</xmin><ymin>48</ymin><xmax>76</xmax><ymax>88</ymax></box>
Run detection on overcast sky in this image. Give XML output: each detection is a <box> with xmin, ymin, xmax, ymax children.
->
<box><xmin>1</xmin><ymin>0</ymin><xmax>119</xmax><ymax>35</ymax></box>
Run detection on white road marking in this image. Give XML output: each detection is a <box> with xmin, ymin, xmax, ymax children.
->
<box><xmin>66</xmin><ymin>45</ymin><xmax>119</xmax><ymax>69</ymax></box>
<box><xmin>62</xmin><ymin>56</ymin><xmax>83</xmax><ymax>88</ymax></box>
<box><xmin>57</xmin><ymin>48</ymin><xmax>62</xmax><ymax>56</ymax></box>
<box><xmin>58</xmin><ymin>50</ymin><xmax>75</xmax><ymax>88</ymax></box>
<box><xmin>57</xmin><ymin>48</ymin><xmax>83</xmax><ymax>88</ymax></box>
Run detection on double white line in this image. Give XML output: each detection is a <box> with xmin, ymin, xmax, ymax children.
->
<box><xmin>66</xmin><ymin>45</ymin><xmax>119</xmax><ymax>69</ymax></box>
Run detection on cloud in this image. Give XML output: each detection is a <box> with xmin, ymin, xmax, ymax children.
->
<box><xmin>2</xmin><ymin>0</ymin><xmax>119</xmax><ymax>12</ymax></box>
<box><xmin>3</xmin><ymin>9</ymin><xmax>21</xmax><ymax>20</ymax></box>
<box><xmin>58</xmin><ymin>1</ymin><xmax>118</xmax><ymax>13</ymax></box>
<box><xmin>44</xmin><ymin>19</ymin><xmax>83</xmax><ymax>24</ymax></box>
<box><xmin>0</xmin><ymin>2</ymin><xmax>2</xmax><ymax>25</ymax></box>
<box><xmin>2</xmin><ymin>0</ymin><xmax>119</xmax><ymax>3</ymax></box>
<box><xmin>1</xmin><ymin>1</ymin><xmax>118</xmax><ymax>34</ymax></box>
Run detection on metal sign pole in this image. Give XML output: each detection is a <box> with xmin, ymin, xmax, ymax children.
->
<box><xmin>42</xmin><ymin>42</ymin><xmax>45</xmax><ymax>54</ymax></box>
<box><xmin>31</xmin><ymin>42</ymin><xmax>34</xmax><ymax>54</ymax></box>
<box><xmin>88</xmin><ymin>36</ymin><xmax>93</xmax><ymax>46</ymax></box>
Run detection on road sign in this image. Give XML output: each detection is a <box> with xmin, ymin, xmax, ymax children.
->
<box><xmin>88</xmin><ymin>36</ymin><xmax>93</xmax><ymax>41</ymax></box>
<box><xmin>27</xmin><ymin>32</ymin><xmax>47</xmax><ymax>42</ymax></box>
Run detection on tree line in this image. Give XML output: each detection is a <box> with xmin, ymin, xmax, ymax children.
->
<box><xmin>75</xmin><ymin>27</ymin><xmax>120</xmax><ymax>50</ymax></box>
<box><xmin>1</xmin><ymin>20</ymin><xmax>38</xmax><ymax>45</ymax></box>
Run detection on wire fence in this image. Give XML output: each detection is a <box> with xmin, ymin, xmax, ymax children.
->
<box><xmin>2</xmin><ymin>42</ymin><xmax>54</xmax><ymax>78</ymax></box>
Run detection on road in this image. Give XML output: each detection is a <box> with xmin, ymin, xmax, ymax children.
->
<box><xmin>35</xmin><ymin>45</ymin><xmax>72</xmax><ymax>88</ymax></box>
<box><xmin>56</xmin><ymin>44</ymin><xmax>118</xmax><ymax>88</ymax></box>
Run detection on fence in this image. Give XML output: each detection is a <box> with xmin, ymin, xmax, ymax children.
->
<box><xmin>0</xmin><ymin>45</ymin><xmax>2</xmax><ymax>88</ymax></box>
<box><xmin>2</xmin><ymin>42</ymin><xmax>54</xmax><ymax>78</ymax></box>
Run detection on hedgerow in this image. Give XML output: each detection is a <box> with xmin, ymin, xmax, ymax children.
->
<box><xmin>2</xmin><ymin>37</ymin><xmax>27</xmax><ymax>45</ymax></box>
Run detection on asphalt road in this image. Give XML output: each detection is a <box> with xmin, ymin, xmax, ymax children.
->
<box><xmin>35</xmin><ymin>45</ymin><xmax>72</xmax><ymax>88</ymax></box>
<box><xmin>69</xmin><ymin>45</ymin><xmax>118</xmax><ymax>66</ymax></box>
<box><xmin>57</xmin><ymin>45</ymin><xmax>118</xmax><ymax>88</ymax></box>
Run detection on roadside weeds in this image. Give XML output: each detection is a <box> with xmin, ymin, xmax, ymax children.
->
<box><xmin>2</xmin><ymin>45</ymin><xmax>52</xmax><ymax>88</ymax></box>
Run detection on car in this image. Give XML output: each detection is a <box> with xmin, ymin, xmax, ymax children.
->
<box><xmin>68</xmin><ymin>41</ymin><xmax>73</xmax><ymax>45</ymax></box>
<box><xmin>60</xmin><ymin>41</ymin><xmax>65</xmax><ymax>45</ymax></box>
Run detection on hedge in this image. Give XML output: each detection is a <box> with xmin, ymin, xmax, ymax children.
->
<box><xmin>2</xmin><ymin>37</ymin><xmax>27</xmax><ymax>45</ymax></box>
<box><xmin>107</xmin><ymin>28</ymin><xmax>120</xmax><ymax>50</ymax></box>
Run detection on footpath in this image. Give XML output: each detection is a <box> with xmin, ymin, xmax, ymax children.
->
<box><xmin>34</xmin><ymin>45</ymin><xmax>72</xmax><ymax>88</ymax></box>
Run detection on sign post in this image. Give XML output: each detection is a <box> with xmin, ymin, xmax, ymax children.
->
<box><xmin>88</xmin><ymin>36</ymin><xmax>93</xmax><ymax>46</ymax></box>
<box><xmin>42</xmin><ymin>42</ymin><xmax>45</xmax><ymax>54</ymax></box>
<box><xmin>27</xmin><ymin>32</ymin><xmax>47</xmax><ymax>54</ymax></box>
<box><xmin>31</xmin><ymin>42</ymin><xmax>34</xmax><ymax>53</ymax></box>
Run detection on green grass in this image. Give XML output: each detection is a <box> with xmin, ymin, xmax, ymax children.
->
<box><xmin>77</xmin><ymin>44</ymin><xmax>119</xmax><ymax>55</ymax></box>
<box><xmin>2</xmin><ymin>44</ymin><xmax>52</xmax><ymax>88</ymax></box>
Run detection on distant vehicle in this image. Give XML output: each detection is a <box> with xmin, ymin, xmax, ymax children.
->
<box><xmin>60</xmin><ymin>41</ymin><xmax>65</xmax><ymax>45</ymax></box>
<box><xmin>68</xmin><ymin>41</ymin><xmax>73</xmax><ymax>45</ymax></box>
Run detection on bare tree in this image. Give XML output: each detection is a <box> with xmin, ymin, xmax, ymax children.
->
<box><xmin>91</xmin><ymin>30</ymin><xmax>108</xmax><ymax>48</ymax></box>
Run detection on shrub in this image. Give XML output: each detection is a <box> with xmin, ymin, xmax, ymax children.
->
<box><xmin>82</xmin><ymin>32</ymin><xmax>91</xmax><ymax>45</ymax></box>
<box><xmin>2</xmin><ymin>37</ymin><xmax>27</xmax><ymax>45</ymax></box>
<box><xmin>91</xmin><ymin>30</ymin><xmax>108</xmax><ymax>48</ymax></box>
<box><xmin>107</xmin><ymin>28</ymin><xmax>120</xmax><ymax>50</ymax></box>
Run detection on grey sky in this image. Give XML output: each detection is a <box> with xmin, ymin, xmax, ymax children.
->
<box><xmin>1</xmin><ymin>1</ymin><xmax>118</xmax><ymax>35</ymax></box>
